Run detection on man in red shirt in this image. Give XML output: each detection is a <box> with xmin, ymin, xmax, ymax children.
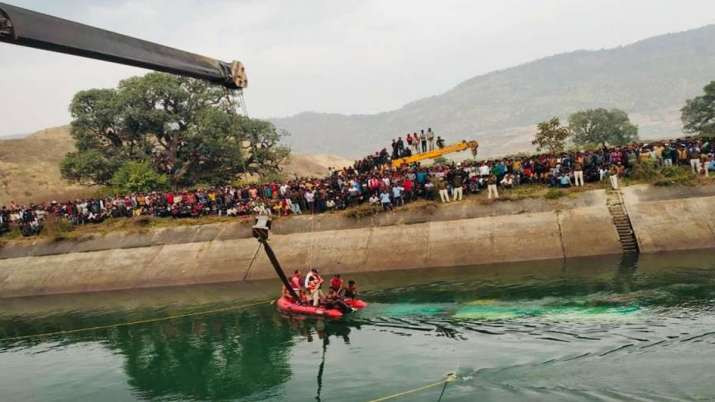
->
<box><xmin>402</xmin><ymin>177</ymin><xmax>414</xmax><ymax>202</ymax></box>
<box><xmin>288</xmin><ymin>270</ymin><xmax>302</xmax><ymax>301</ymax></box>
<box><xmin>330</xmin><ymin>274</ymin><xmax>343</xmax><ymax>292</ymax></box>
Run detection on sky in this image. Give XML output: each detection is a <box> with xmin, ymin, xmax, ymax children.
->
<box><xmin>1</xmin><ymin>0</ymin><xmax>715</xmax><ymax>136</ymax></box>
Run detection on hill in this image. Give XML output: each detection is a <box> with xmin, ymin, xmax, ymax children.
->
<box><xmin>0</xmin><ymin>126</ymin><xmax>91</xmax><ymax>205</ymax></box>
<box><xmin>272</xmin><ymin>25</ymin><xmax>715</xmax><ymax>157</ymax></box>
<box><xmin>281</xmin><ymin>153</ymin><xmax>351</xmax><ymax>179</ymax></box>
<box><xmin>0</xmin><ymin>127</ymin><xmax>350</xmax><ymax>205</ymax></box>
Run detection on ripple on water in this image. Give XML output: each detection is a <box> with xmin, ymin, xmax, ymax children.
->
<box><xmin>4</xmin><ymin>251</ymin><xmax>715</xmax><ymax>401</ymax></box>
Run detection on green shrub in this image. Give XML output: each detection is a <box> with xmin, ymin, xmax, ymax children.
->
<box><xmin>344</xmin><ymin>204</ymin><xmax>380</xmax><ymax>219</ymax></box>
<box><xmin>508</xmin><ymin>184</ymin><xmax>545</xmax><ymax>199</ymax></box>
<box><xmin>232</xmin><ymin>176</ymin><xmax>258</xmax><ymax>187</ymax></box>
<box><xmin>629</xmin><ymin>160</ymin><xmax>696</xmax><ymax>186</ymax></box>
<box><xmin>654</xmin><ymin>165</ymin><xmax>696</xmax><ymax>186</ymax></box>
<box><xmin>43</xmin><ymin>216</ymin><xmax>75</xmax><ymax>241</ymax></box>
<box><xmin>260</xmin><ymin>170</ymin><xmax>287</xmax><ymax>183</ymax></box>
<box><xmin>0</xmin><ymin>227</ymin><xmax>22</xmax><ymax>242</ymax></box>
<box><xmin>111</xmin><ymin>161</ymin><xmax>170</xmax><ymax>194</ymax></box>
<box><xmin>544</xmin><ymin>189</ymin><xmax>566</xmax><ymax>199</ymax></box>
<box><xmin>630</xmin><ymin>160</ymin><xmax>660</xmax><ymax>181</ymax></box>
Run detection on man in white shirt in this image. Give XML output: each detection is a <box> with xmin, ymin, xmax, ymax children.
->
<box><xmin>479</xmin><ymin>163</ymin><xmax>490</xmax><ymax>177</ymax></box>
<box><xmin>427</xmin><ymin>128</ymin><xmax>435</xmax><ymax>151</ymax></box>
<box><xmin>304</xmin><ymin>190</ymin><xmax>315</xmax><ymax>213</ymax></box>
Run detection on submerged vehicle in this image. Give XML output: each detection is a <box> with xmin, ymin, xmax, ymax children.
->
<box><xmin>252</xmin><ymin>216</ymin><xmax>367</xmax><ymax>319</ymax></box>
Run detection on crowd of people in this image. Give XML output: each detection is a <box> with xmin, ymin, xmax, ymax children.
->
<box><xmin>1</xmin><ymin>135</ymin><xmax>713</xmax><ymax>237</ymax></box>
<box><xmin>387</xmin><ymin>128</ymin><xmax>447</xmax><ymax>160</ymax></box>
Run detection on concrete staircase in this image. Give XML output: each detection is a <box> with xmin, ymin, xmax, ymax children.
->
<box><xmin>607</xmin><ymin>190</ymin><xmax>639</xmax><ymax>254</ymax></box>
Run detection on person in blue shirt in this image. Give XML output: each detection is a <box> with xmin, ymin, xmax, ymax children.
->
<box><xmin>379</xmin><ymin>190</ymin><xmax>392</xmax><ymax>211</ymax></box>
<box><xmin>416</xmin><ymin>170</ymin><xmax>427</xmax><ymax>185</ymax></box>
<box><xmin>707</xmin><ymin>157</ymin><xmax>715</xmax><ymax>175</ymax></box>
<box><xmin>559</xmin><ymin>174</ymin><xmax>572</xmax><ymax>188</ymax></box>
<box><xmin>392</xmin><ymin>185</ymin><xmax>404</xmax><ymax>206</ymax></box>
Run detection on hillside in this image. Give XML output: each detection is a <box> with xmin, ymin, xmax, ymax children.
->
<box><xmin>0</xmin><ymin>126</ymin><xmax>91</xmax><ymax>206</ymax></box>
<box><xmin>0</xmin><ymin>127</ymin><xmax>350</xmax><ymax>205</ymax></box>
<box><xmin>272</xmin><ymin>25</ymin><xmax>715</xmax><ymax>157</ymax></box>
<box><xmin>281</xmin><ymin>153</ymin><xmax>351</xmax><ymax>179</ymax></box>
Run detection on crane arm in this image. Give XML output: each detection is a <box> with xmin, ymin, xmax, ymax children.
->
<box><xmin>0</xmin><ymin>2</ymin><xmax>246</xmax><ymax>89</ymax></box>
<box><xmin>391</xmin><ymin>140</ymin><xmax>479</xmax><ymax>168</ymax></box>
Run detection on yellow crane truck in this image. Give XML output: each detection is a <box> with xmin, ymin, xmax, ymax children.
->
<box><xmin>391</xmin><ymin>140</ymin><xmax>479</xmax><ymax>168</ymax></box>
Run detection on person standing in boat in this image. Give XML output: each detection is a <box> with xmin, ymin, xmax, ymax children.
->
<box><xmin>289</xmin><ymin>270</ymin><xmax>303</xmax><ymax>300</ymax></box>
<box><xmin>305</xmin><ymin>268</ymin><xmax>324</xmax><ymax>306</ymax></box>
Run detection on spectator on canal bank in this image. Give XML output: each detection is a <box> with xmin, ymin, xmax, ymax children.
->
<box><xmin>437</xmin><ymin>177</ymin><xmax>450</xmax><ymax>203</ymax></box>
<box><xmin>487</xmin><ymin>175</ymin><xmax>499</xmax><ymax>199</ymax></box>
<box><xmin>380</xmin><ymin>190</ymin><xmax>393</xmax><ymax>211</ymax></box>
<box><xmin>452</xmin><ymin>169</ymin><xmax>464</xmax><ymax>201</ymax></box>
<box><xmin>2</xmin><ymin>135</ymin><xmax>713</xmax><ymax>238</ymax></box>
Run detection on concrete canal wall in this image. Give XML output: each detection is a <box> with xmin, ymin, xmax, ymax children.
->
<box><xmin>622</xmin><ymin>184</ymin><xmax>715</xmax><ymax>253</ymax></box>
<box><xmin>1</xmin><ymin>184</ymin><xmax>714</xmax><ymax>298</ymax></box>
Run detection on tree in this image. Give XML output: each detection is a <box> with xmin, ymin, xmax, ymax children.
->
<box><xmin>111</xmin><ymin>161</ymin><xmax>169</xmax><ymax>194</ymax></box>
<box><xmin>568</xmin><ymin>108</ymin><xmax>638</xmax><ymax>147</ymax></box>
<box><xmin>60</xmin><ymin>149</ymin><xmax>121</xmax><ymax>185</ymax></box>
<box><xmin>681</xmin><ymin>81</ymin><xmax>715</xmax><ymax>137</ymax></box>
<box><xmin>532</xmin><ymin>117</ymin><xmax>571</xmax><ymax>154</ymax></box>
<box><xmin>62</xmin><ymin>72</ymin><xmax>289</xmax><ymax>188</ymax></box>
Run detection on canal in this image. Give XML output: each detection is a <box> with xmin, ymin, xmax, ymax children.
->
<box><xmin>2</xmin><ymin>250</ymin><xmax>715</xmax><ymax>401</ymax></box>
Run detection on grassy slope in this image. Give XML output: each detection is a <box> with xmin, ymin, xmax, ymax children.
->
<box><xmin>0</xmin><ymin>126</ymin><xmax>92</xmax><ymax>205</ymax></box>
<box><xmin>0</xmin><ymin>126</ymin><xmax>351</xmax><ymax>206</ymax></box>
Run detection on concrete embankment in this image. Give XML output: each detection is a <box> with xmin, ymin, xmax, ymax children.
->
<box><xmin>622</xmin><ymin>184</ymin><xmax>715</xmax><ymax>252</ymax></box>
<box><xmin>1</xmin><ymin>184</ymin><xmax>713</xmax><ymax>298</ymax></box>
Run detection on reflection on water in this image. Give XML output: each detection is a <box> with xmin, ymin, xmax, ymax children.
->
<box><xmin>115</xmin><ymin>309</ymin><xmax>295</xmax><ymax>401</ymax></box>
<box><xmin>2</xmin><ymin>250</ymin><xmax>715</xmax><ymax>401</ymax></box>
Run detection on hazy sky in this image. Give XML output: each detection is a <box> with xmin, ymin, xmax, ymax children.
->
<box><xmin>1</xmin><ymin>0</ymin><xmax>715</xmax><ymax>136</ymax></box>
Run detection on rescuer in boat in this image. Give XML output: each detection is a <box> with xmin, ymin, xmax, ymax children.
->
<box><xmin>252</xmin><ymin>213</ymin><xmax>366</xmax><ymax>316</ymax></box>
<box><xmin>290</xmin><ymin>270</ymin><xmax>302</xmax><ymax>298</ymax></box>
<box><xmin>344</xmin><ymin>280</ymin><xmax>359</xmax><ymax>299</ymax></box>
<box><xmin>330</xmin><ymin>274</ymin><xmax>344</xmax><ymax>293</ymax></box>
<box><xmin>324</xmin><ymin>287</ymin><xmax>354</xmax><ymax>314</ymax></box>
<box><xmin>305</xmin><ymin>268</ymin><xmax>325</xmax><ymax>306</ymax></box>
<box><xmin>278</xmin><ymin>269</ymin><xmax>364</xmax><ymax>316</ymax></box>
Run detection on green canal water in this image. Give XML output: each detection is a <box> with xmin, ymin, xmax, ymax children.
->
<box><xmin>2</xmin><ymin>251</ymin><xmax>715</xmax><ymax>401</ymax></box>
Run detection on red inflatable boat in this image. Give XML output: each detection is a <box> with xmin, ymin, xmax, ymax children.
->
<box><xmin>276</xmin><ymin>296</ymin><xmax>368</xmax><ymax>319</ymax></box>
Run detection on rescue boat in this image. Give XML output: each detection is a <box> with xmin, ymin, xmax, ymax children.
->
<box><xmin>276</xmin><ymin>296</ymin><xmax>368</xmax><ymax>319</ymax></box>
<box><xmin>250</xmin><ymin>217</ymin><xmax>368</xmax><ymax>319</ymax></box>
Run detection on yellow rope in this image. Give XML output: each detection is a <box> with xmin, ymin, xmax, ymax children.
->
<box><xmin>368</xmin><ymin>372</ymin><xmax>457</xmax><ymax>402</ymax></box>
<box><xmin>0</xmin><ymin>299</ymin><xmax>272</xmax><ymax>343</ymax></box>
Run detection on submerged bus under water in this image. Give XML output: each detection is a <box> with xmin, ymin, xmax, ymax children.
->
<box><xmin>2</xmin><ymin>250</ymin><xmax>715</xmax><ymax>401</ymax></box>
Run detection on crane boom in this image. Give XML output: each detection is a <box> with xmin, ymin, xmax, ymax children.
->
<box><xmin>391</xmin><ymin>140</ymin><xmax>479</xmax><ymax>168</ymax></box>
<box><xmin>0</xmin><ymin>2</ymin><xmax>246</xmax><ymax>89</ymax></box>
